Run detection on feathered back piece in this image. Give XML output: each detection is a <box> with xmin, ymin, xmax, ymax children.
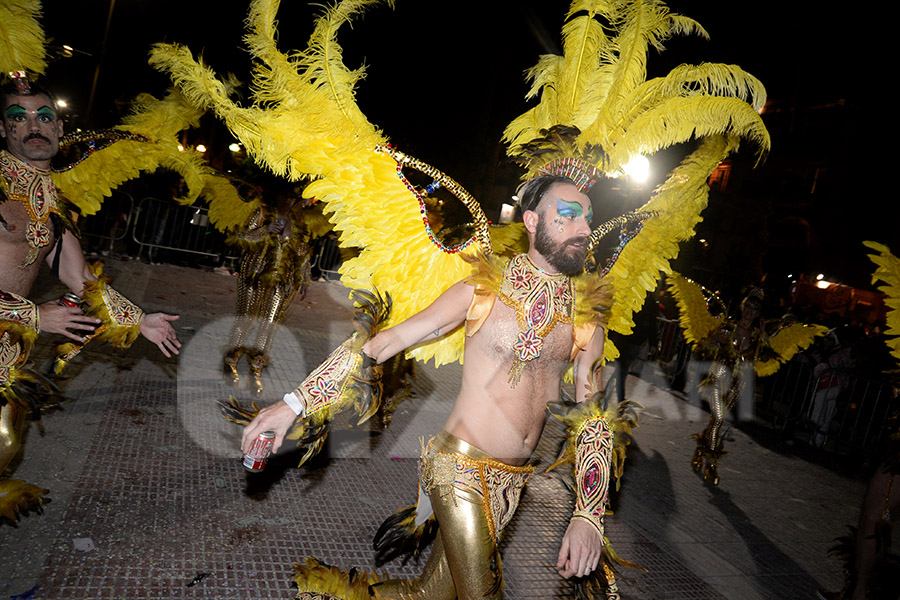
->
<box><xmin>52</xmin><ymin>88</ymin><xmax>241</xmax><ymax>218</ymax></box>
<box><xmin>505</xmin><ymin>0</ymin><xmax>770</xmax><ymax>363</ymax></box>
<box><xmin>152</xmin><ymin>0</ymin><xmax>488</xmax><ymax>367</ymax></box>
<box><xmin>150</xmin><ymin>0</ymin><xmax>390</xmax><ymax>182</ymax></box>
<box><xmin>0</xmin><ymin>0</ymin><xmax>47</xmax><ymax>82</ymax></box>
<box><xmin>865</xmin><ymin>241</ymin><xmax>900</xmax><ymax>363</ymax></box>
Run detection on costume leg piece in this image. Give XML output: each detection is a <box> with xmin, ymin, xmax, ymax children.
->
<box><xmin>372</xmin><ymin>431</ymin><xmax>531</xmax><ymax>600</ymax></box>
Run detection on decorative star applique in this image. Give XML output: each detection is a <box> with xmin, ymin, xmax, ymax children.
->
<box><xmin>514</xmin><ymin>328</ymin><xmax>543</xmax><ymax>362</ymax></box>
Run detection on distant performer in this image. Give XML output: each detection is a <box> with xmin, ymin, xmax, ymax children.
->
<box><xmin>223</xmin><ymin>182</ymin><xmax>324</xmax><ymax>395</ymax></box>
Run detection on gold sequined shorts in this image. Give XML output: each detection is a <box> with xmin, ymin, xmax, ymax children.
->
<box><xmin>420</xmin><ymin>430</ymin><xmax>533</xmax><ymax>542</ymax></box>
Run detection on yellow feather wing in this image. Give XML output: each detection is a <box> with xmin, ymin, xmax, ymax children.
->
<box><xmin>756</xmin><ymin>323</ymin><xmax>828</xmax><ymax>377</ymax></box>
<box><xmin>666</xmin><ymin>272</ymin><xmax>720</xmax><ymax>347</ymax></box>
<box><xmin>154</xmin><ymin>0</ymin><xmax>475</xmax><ymax>367</ymax></box>
<box><xmin>602</xmin><ymin>134</ymin><xmax>737</xmax><ymax>362</ymax></box>
<box><xmin>53</xmin><ymin>90</ymin><xmax>239</xmax><ymax>216</ymax></box>
<box><xmin>864</xmin><ymin>240</ymin><xmax>900</xmax><ymax>362</ymax></box>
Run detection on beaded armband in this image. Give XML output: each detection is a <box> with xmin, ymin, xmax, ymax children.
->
<box><xmin>0</xmin><ymin>291</ymin><xmax>40</xmax><ymax>333</ymax></box>
<box><xmin>98</xmin><ymin>284</ymin><xmax>145</xmax><ymax>328</ymax></box>
<box><xmin>54</xmin><ymin>269</ymin><xmax>146</xmax><ymax>373</ymax></box>
<box><xmin>571</xmin><ymin>415</ymin><xmax>614</xmax><ymax>538</ymax></box>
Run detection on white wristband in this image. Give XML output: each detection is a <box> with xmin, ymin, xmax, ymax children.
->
<box><xmin>282</xmin><ymin>391</ymin><xmax>305</xmax><ymax>417</ymax></box>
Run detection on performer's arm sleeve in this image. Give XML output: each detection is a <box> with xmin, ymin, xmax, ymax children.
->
<box><xmin>283</xmin><ymin>282</ymin><xmax>474</xmax><ymax>420</ymax></box>
<box><xmin>52</xmin><ymin>233</ymin><xmax>146</xmax><ymax>373</ymax></box>
<box><xmin>0</xmin><ymin>289</ymin><xmax>40</xmax><ymax>333</ymax></box>
<box><xmin>570</xmin><ymin>415</ymin><xmax>614</xmax><ymax>539</ymax></box>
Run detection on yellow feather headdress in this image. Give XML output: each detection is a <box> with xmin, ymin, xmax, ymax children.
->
<box><xmin>505</xmin><ymin>0</ymin><xmax>771</xmax><ymax>362</ymax></box>
<box><xmin>0</xmin><ymin>0</ymin><xmax>47</xmax><ymax>86</ymax></box>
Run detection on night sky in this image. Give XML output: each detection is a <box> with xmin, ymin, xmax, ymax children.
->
<box><xmin>34</xmin><ymin>1</ymin><xmax>886</xmax><ymax>293</ymax></box>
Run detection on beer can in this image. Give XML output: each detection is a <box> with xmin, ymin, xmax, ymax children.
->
<box><xmin>58</xmin><ymin>293</ymin><xmax>83</xmax><ymax>309</ymax></box>
<box><xmin>242</xmin><ymin>430</ymin><xmax>275</xmax><ymax>472</ymax></box>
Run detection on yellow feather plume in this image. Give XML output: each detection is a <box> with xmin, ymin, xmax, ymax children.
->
<box><xmin>666</xmin><ymin>272</ymin><xmax>721</xmax><ymax>347</ymax></box>
<box><xmin>0</xmin><ymin>0</ymin><xmax>46</xmax><ymax>77</ymax></box>
<box><xmin>53</xmin><ymin>89</ymin><xmax>239</xmax><ymax>217</ymax></box>
<box><xmin>503</xmin><ymin>1</ymin><xmax>769</xmax><ymax>364</ymax></box>
<box><xmin>864</xmin><ymin>241</ymin><xmax>900</xmax><ymax>362</ymax></box>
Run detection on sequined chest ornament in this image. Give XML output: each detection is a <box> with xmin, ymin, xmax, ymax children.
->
<box><xmin>498</xmin><ymin>254</ymin><xmax>574</xmax><ymax>386</ymax></box>
<box><xmin>0</xmin><ymin>150</ymin><xmax>60</xmax><ymax>268</ymax></box>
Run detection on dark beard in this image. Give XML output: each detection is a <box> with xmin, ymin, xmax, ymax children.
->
<box><xmin>534</xmin><ymin>218</ymin><xmax>586</xmax><ymax>276</ymax></box>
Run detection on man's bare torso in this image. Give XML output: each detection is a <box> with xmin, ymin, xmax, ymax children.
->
<box><xmin>447</xmin><ymin>297</ymin><xmax>572</xmax><ymax>465</ymax></box>
<box><xmin>0</xmin><ymin>199</ymin><xmax>54</xmax><ymax>296</ymax></box>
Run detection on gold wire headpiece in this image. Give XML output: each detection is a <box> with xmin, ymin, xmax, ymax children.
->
<box><xmin>7</xmin><ymin>71</ymin><xmax>31</xmax><ymax>95</ymax></box>
<box><xmin>537</xmin><ymin>157</ymin><xmax>602</xmax><ymax>192</ymax></box>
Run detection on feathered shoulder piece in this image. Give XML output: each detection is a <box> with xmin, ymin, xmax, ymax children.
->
<box><xmin>865</xmin><ymin>241</ymin><xmax>900</xmax><ymax>362</ymax></box>
<box><xmin>667</xmin><ymin>272</ymin><xmax>721</xmax><ymax>348</ymax></box>
<box><xmin>573</xmin><ymin>271</ymin><xmax>613</xmax><ymax>329</ymax></box>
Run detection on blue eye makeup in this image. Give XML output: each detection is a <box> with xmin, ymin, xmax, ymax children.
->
<box><xmin>37</xmin><ymin>107</ymin><xmax>57</xmax><ymax>121</ymax></box>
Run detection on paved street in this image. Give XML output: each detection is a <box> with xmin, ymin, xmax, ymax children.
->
<box><xmin>1</xmin><ymin>259</ymin><xmax>867</xmax><ymax>599</ymax></box>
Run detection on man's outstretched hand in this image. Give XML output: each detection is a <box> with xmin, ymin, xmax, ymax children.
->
<box><xmin>140</xmin><ymin>313</ymin><xmax>181</xmax><ymax>357</ymax></box>
<box><xmin>557</xmin><ymin>518</ymin><xmax>603</xmax><ymax>578</ymax></box>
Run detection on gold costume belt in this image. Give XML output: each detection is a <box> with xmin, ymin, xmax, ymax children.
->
<box><xmin>420</xmin><ymin>430</ymin><xmax>533</xmax><ymax>543</ymax></box>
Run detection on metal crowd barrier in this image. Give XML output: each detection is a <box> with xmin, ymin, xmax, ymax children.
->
<box><xmin>758</xmin><ymin>361</ymin><xmax>892</xmax><ymax>455</ymax></box>
<box><xmin>78</xmin><ymin>191</ymin><xmax>134</xmax><ymax>256</ymax></box>
<box><xmin>130</xmin><ymin>196</ymin><xmax>236</xmax><ymax>264</ymax></box>
<box><xmin>310</xmin><ymin>235</ymin><xmax>341</xmax><ymax>281</ymax></box>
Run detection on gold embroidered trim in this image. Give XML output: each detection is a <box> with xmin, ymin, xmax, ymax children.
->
<box><xmin>293</xmin><ymin>335</ymin><xmax>362</xmax><ymax>417</ymax></box>
<box><xmin>0</xmin><ymin>150</ymin><xmax>60</xmax><ymax>268</ymax></box>
<box><xmin>101</xmin><ymin>285</ymin><xmax>144</xmax><ymax>326</ymax></box>
<box><xmin>0</xmin><ymin>290</ymin><xmax>39</xmax><ymax>333</ymax></box>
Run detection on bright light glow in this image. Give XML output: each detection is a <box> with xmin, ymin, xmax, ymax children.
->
<box><xmin>816</xmin><ymin>273</ymin><xmax>825</xmax><ymax>281</ymax></box>
<box><xmin>177</xmin><ymin>144</ymin><xmax>184</xmax><ymax>152</ymax></box>
<box><xmin>228</xmin><ymin>143</ymin><xmax>241</xmax><ymax>152</ymax></box>
<box><xmin>623</xmin><ymin>155</ymin><xmax>650</xmax><ymax>183</ymax></box>
<box><xmin>56</xmin><ymin>99</ymin><xmax>68</xmax><ymax>108</ymax></box>
<box><xmin>816</xmin><ymin>280</ymin><xmax>832</xmax><ymax>289</ymax></box>
<box><xmin>196</xmin><ymin>144</ymin><xmax>207</xmax><ymax>153</ymax></box>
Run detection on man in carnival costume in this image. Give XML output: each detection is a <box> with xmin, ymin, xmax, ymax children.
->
<box><xmin>152</xmin><ymin>0</ymin><xmax>772</xmax><ymax>595</ymax></box>
<box><xmin>244</xmin><ymin>172</ymin><xmax>621</xmax><ymax>598</ymax></box>
<box><xmin>0</xmin><ymin>78</ymin><xmax>181</xmax><ymax>518</ymax></box>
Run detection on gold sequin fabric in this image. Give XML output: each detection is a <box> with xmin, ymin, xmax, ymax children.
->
<box><xmin>420</xmin><ymin>431</ymin><xmax>533</xmax><ymax>543</ymax></box>
<box><xmin>0</xmin><ymin>150</ymin><xmax>60</xmax><ymax>267</ymax></box>
<box><xmin>0</xmin><ymin>290</ymin><xmax>39</xmax><ymax>333</ymax></box>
